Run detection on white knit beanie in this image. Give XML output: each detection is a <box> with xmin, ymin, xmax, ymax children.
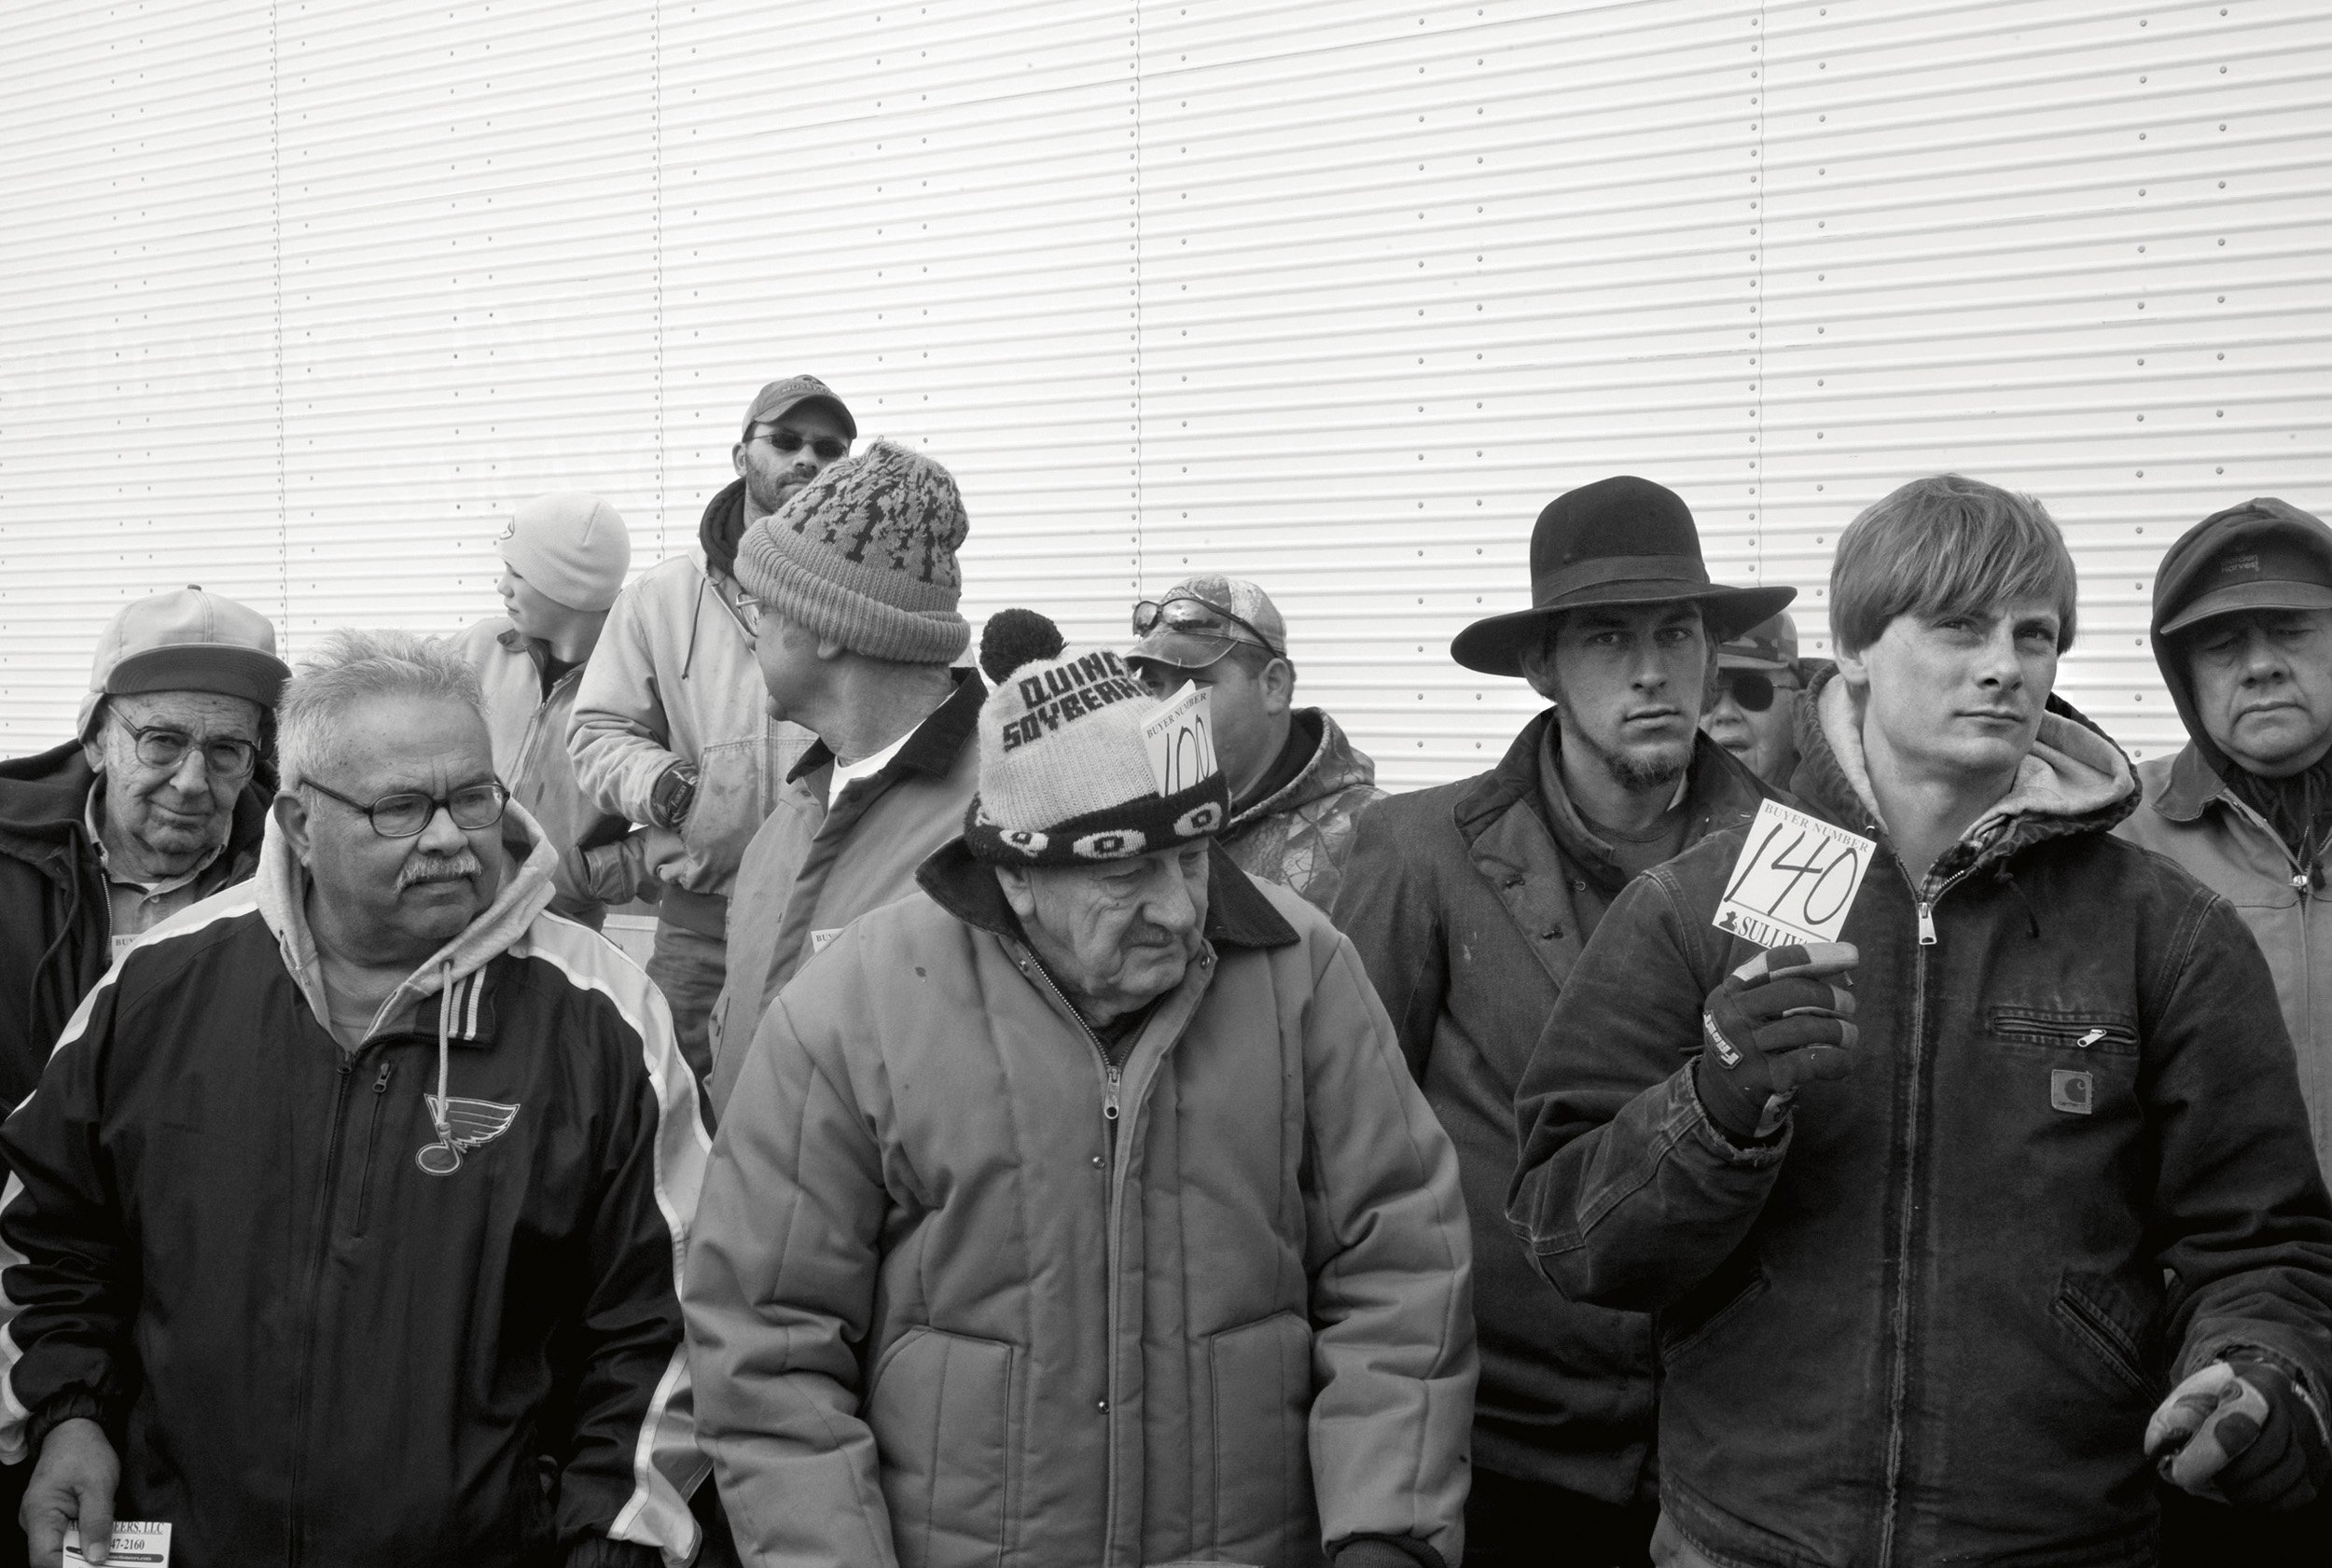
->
<box><xmin>963</xmin><ymin>645</ymin><xmax>1228</xmax><ymax>866</ymax></box>
<box><xmin>495</xmin><ymin>493</ymin><xmax>632</xmax><ymax>613</ymax></box>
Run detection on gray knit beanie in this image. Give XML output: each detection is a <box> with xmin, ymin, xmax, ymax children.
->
<box><xmin>733</xmin><ymin>437</ymin><xmax>970</xmax><ymax>663</ymax></box>
<box><xmin>963</xmin><ymin>645</ymin><xmax>1229</xmax><ymax>866</ymax></box>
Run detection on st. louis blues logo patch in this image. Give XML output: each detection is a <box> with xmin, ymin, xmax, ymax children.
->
<box><xmin>416</xmin><ymin>1095</ymin><xmax>521</xmax><ymax>1175</ymax></box>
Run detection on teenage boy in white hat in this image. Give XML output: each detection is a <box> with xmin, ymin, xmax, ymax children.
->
<box><xmin>452</xmin><ymin>492</ymin><xmax>656</xmax><ymax>928</ymax></box>
<box><xmin>687</xmin><ymin>645</ymin><xmax>1475</xmax><ymax>1568</ymax></box>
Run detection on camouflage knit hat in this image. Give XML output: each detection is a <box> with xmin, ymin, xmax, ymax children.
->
<box><xmin>734</xmin><ymin>437</ymin><xmax>970</xmax><ymax>664</ymax></box>
<box><xmin>963</xmin><ymin>645</ymin><xmax>1229</xmax><ymax>867</ymax></box>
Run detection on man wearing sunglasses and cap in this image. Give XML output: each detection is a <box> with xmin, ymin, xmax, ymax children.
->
<box><xmin>571</xmin><ymin>375</ymin><xmax>852</xmax><ymax>1080</ymax></box>
<box><xmin>1700</xmin><ymin>612</ymin><xmax>1807</xmax><ymax>793</ymax></box>
<box><xmin>1</xmin><ymin>629</ymin><xmax>708</xmax><ymax>1568</ymax></box>
<box><xmin>1335</xmin><ymin>477</ymin><xmax>1789</xmax><ymax>1567</ymax></box>
<box><xmin>1125</xmin><ymin>575</ymin><xmax>1384</xmax><ymax>911</ymax></box>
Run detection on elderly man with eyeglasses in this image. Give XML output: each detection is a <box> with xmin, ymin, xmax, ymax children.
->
<box><xmin>571</xmin><ymin>376</ymin><xmax>852</xmax><ymax>1081</ymax></box>
<box><xmin>0</xmin><ymin>589</ymin><xmax>289</xmax><ymax>1116</ymax></box>
<box><xmin>1699</xmin><ymin>612</ymin><xmax>1808</xmax><ymax>792</ymax></box>
<box><xmin>0</xmin><ymin>629</ymin><xmax>708</xmax><ymax>1568</ymax></box>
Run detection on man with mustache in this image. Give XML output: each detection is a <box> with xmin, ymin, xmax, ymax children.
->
<box><xmin>687</xmin><ymin>645</ymin><xmax>1474</xmax><ymax>1568</ymax></box>
<box><xmin>452</xmin><ymin>492</ymin><xmax>657</xmax><ymax>928</ymax></box>
<box><xmin>2117</xmin><ymin>497</ymin><xmax>2332</xmax><ymax>1562</ymax></box>
<box><xmin>1510</xmin><ymin>475</ymin><xmax>2332</xmax><ymax>1566</ymax></box>
<box><xmin>571</xmin><ymin>376</ymin><xmax>853</xmax><ymax>1079</ymax></box>
<box><xmin>1334</xmin><ymin>477</ymin><xmax>1788</xmax><ymax>1567</ymax></box>
<box><xmin>0</xmin><ymin>630</ymin><xmax>709</xmax><ymax>1568</ymax></box>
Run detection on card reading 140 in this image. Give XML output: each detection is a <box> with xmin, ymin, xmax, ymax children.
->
<box><xmin>1714</xmin><ymin>798</ymin><xmax>1876</xmax><ymax>950</ymax></box>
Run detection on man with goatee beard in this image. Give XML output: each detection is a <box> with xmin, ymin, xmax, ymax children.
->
<box><xmin>1335</xmin><ymin>476</ymin><xmax>1791</xmax><ymax>1567</ymax></box>
<box><xmin>0</xmin><ymin>630</ymin><xmax>709</xmax><ymax>1568</ymax></box>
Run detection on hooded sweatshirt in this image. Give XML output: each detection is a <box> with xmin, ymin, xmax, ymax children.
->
<box><xmin>1219</xmin><ymin>707</ymin><xmax>1386</xmax><ymax>911</ymax></box>
<box><xmin>0</xmin><ymin>802</ymin><xmax>708</xmax><ymax>1568</ymax></box>
<box><xmin>2118</xmin><ymin>497</ymin><xmax>2332</xmax><ymax>1180</ymax></box>
<box><xmin>569</xmin><ymin>479</ymin><xmax>813</xmax><ymax>909</ymax></box>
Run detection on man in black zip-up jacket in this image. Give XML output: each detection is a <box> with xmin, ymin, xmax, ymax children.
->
<box><xmin>0</xmin><ymin>631</ymin><xmax>707</xmax><ymax>1568</ymax></box>
<box><xmin>1510</xmin><ymin>476</ymin><xmax>2332</xmax><ymax>1566</ymax></box>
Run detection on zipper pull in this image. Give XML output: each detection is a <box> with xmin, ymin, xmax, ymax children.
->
<box><xmin>2076</xmin><ymin>1028</ymin><xmax>2105</xmax><ymax>1048</ymax></box>
<box><xmin>2294</xmin><ymin>872</ymin><xmax>2311</xmax><ymax>893</ymax></box>
<box><xmin>373</xmin><ymin>1061</ymin><xmax>395</xmax><ymax>1094</ymax></box>
<box><xmin>1916</xmin><ymin>901</ymin><xmax>1937</xmax><ymax>946</ymax></box>
<box><xmin>1104</xmin><ymin>1064</ymin><xmax>1121</xmax><ymax>1125</ymax></box>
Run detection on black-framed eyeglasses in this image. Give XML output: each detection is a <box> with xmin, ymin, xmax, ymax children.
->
<box><xmin>748</xmin><ymin>428</ymin><xmax>850</xmax><ymax>463</ymax></box>
<box><xmin>299</xmin><ymin>777</ymin><xmax>508</xmax><ymax>840</ymax></box>
<box><xmin>1717</xmin><ymin>671</ymin><xmax>1799</xmax><ymax>714</ymax></box>
<box><xmin>113</xmin><ymin>718</ymin><xmax>258</xmax><ymax>780</ymax></box>
<box><xmin>1131</xmin><ymin>595</ymin><xmax>1283</xmax><ymax>659</ymax></box>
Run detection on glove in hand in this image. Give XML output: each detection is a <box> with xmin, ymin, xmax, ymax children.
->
<box><xmin>2147</xmin><ymin>1357</ymin><xmax>2332</xmax><ymax>1511</ymax></box>
<box><xmin>1695</xmin><ymin>941</ymin><xmax>1858</xmax><ymax>1141</ymax></box>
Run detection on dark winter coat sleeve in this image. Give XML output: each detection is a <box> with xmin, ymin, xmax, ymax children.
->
<box><xmin>0</xmin><ymin>972</ymin><xmax>139</xmax><ymax>1458</ymax></box>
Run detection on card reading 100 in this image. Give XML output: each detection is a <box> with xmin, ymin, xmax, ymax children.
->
<box><xmin>1713</xmin><ymin>798</ymin><xmax>1876</xmax><ymax>950</ymax></box>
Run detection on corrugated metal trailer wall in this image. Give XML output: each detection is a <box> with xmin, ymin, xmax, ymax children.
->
<box><xmin>3</xmin><ymin>1</ymin><xmax>2325</xmax><ymax>786</ymax></box>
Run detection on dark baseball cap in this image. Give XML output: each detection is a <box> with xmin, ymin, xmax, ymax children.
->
<box><xmin>741</xmin><ymin>374</ymin><xmax>856</xmax><ymax>441</ymax></box>
<box><xmin>2160</xmin><ymin>529</ymin><xmax>2332</xmax><ymax>635</ymax></box>
<box><xmin>1717</xmin><ymin>611</ymin><xmax>1799</xmax><ymax>673</ymax></box>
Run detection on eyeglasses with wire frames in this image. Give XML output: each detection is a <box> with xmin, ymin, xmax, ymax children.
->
<box><xmin>298</xmin><ymin>777</ymin><xmax>509</xmax><ymax>840</ymax></box>
<box><xmin>112</xmin><ymin>717</ymin><xmax>259</xmax><ymax>781</ymax></box>
<box><xmin>1131</xmin><ymin>595</ymin><xmax>1283</xmax><ymax>659</ymax></box>
<box><xmin>746</xmin><ymin>426</ymin><xmax>851</xmax><ymax>464</ymax></box>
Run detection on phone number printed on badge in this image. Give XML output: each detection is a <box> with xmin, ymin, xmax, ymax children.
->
<box><xmin>1714</xmin><ymin>798</ymin><xmax>1876</xmax><ymax>950</ymax></box>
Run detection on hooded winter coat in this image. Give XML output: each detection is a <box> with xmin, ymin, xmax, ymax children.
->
<box><xmin>0</xmin><ymin>804</ymin><xmax>710</xmax><ymax>1568</ymax></box>
<box><xmin>0</xmin><ymin>741</ymin><xmax>268</xmax><ymax>1109</ymax></box>
<box><xmin>1221</xmin><ymin>708</ymin><xmax>1385</xmax><ymax>911</ymax></box>
<box><xmin>1333</xmin><ymin>715</ymin><xmax>1777</xmax><ymax>1503</ymax></box>
<box><xmin>686</xmin><ymin>842</ymin><xmax>1477</xmax><ymax>1568</ymax></box>
<box><xmin>702</xmin><ymin>668</ymin><xmax>985</xmax><ymax>1116</ymax></box>
<box><xmin>454</xmin><ymin>618</ymin><xmax>656</xmax><ymax>925</ymax></box>
<box><xmin>1509</xmin><ymin>670</ymin><xmax>2332</xmax><ymax>1567</ymax></box>
<box><xmin>568</xmin><ymin>479</ymin><xmax>812</xmax><ymax>911</ymax></box>
<box><xmin>2117</xmin><ymin>497</ymin><xmax>2332</xmax><ymax>1182</ymax></box>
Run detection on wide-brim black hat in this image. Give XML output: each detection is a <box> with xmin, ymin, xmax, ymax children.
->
<box><xmin>1452</xmin><ymin>476</ymin><xmax>1797</xmax><ymax>677</ymax></box>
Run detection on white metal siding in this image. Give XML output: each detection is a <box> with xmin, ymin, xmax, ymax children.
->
<box><xmin>4</xmin><ymin>0</ymin><xmax>2325</xmax><ymax>786</ymax></box>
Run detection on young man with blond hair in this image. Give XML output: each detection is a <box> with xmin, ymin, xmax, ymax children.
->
<box><xmin>1509</xmin><ymin>474</ymin><xmax>2332</xmax><ymax>1566</ymax></box>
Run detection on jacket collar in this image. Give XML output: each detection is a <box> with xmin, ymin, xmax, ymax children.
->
<box><xmin>1228</xmin><ymin>707</ymin><xmax>1376</xmax><ymax>831</ymax></box>
<box><xmin>2150</xmin><ymin>741</ymin><xmax>2231</xmax><ymax>825</ymax></box>
<box><xmin>256</xmin><ymin>796</ymin><xmax>560</xmax><ymax>1047</ymax></box>
<box><xmin>914</xmin><ymin>836</ymin><xmax>1299</xmax><ymax>952</ymax></box>
<box><xmin>784</xmin><ymin>668</ymin><xmax>989</xmax><ymax>784</ymax></box>
<box><xmin>1794</xmin><ymin>664</ymin><xmax>2138</xmax><ymax>878</ymax></box>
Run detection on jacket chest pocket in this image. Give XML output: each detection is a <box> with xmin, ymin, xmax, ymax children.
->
<box><xmin>1984</xmin><ymin>1008</ymin><xmax>2140</xmax><ymax>1120</ymax></box>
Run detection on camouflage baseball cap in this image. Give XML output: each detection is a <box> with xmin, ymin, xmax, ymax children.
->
<box><xmin>1128</xmin><ymin>575</ymin><xmax>1287</xmax><ymax>670</ymax></box>
<box><xmin>1717</xmin><ymin>611</ymin><xmax>1799</xmax><ymax>673</ymax></box>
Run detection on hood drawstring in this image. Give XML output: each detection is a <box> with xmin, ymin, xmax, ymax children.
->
<box><xmin>417</xmin><ymin>960</ymin><xmax>460</xmax><ymax>1174</ymax></box>
<box><xmin>1993</xmin><ymin>865</ymin><xmax>2042</xmax><ymax>939</ymax></box>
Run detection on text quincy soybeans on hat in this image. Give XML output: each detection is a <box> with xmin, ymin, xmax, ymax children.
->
<box><xmin>1452</xmin><ymin>476</ymin><xmax>1795</xmax><ymax>677</ymax></box>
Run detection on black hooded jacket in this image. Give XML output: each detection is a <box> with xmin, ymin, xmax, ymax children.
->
<box><xmin>0</xmin><ymin>742</ymin><xmax>268</xmax><ymax>1106</ymax></box>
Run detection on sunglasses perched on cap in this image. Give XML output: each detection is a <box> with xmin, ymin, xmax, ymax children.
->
<box><xmin>1716</xmin><ymin>670</ymin><xmax>1800</xmax><ymax>713</ymax></box>
<box><xmin>747</xmin><ymin>427</ymin><xmax>850</xmax><ymax>463</ymax></box>
<box><xmin>299</xmin><ymin>777</ymin><xmax>509</xmax><ymax>840</ymax></box>
<box><xmin>1131</xmin><ymin>596</ymin><xmax>1283</xmax><ymax>659</ymax></box>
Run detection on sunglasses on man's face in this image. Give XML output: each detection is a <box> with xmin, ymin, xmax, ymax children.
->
<box><xmin>1717</xmin><ymin>670</ymin><xmax>1798</xmax><ymax>713</ymax></box>
<box><xmin>750</xmin><ymin>427</ymin><xmax>850</xmax><ymax>464</ymax></box>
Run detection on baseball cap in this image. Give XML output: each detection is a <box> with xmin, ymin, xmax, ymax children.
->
<box><xmin>741</xmin><ymin>374</ymin><xmax>856</xmax><ymax>441</ymax></box>
<box><xmin>76</xmin><ymin>586</ymin><xmax>291</xmax><ymax>740</ymax></box>
<box><xmin>2160</xmin><ymin>530</ymin><xmax>2332</xmax><ymax>636</ymax></box>
<box><xmin>1128</xmin><ymin>575</ymin><xmax>1287</xmax><ymax>671</ymax></box>
<box><xmin>1717</xmin><ymin>611</ymin><xmax>1799</xmax><ymax>674</ymax></box>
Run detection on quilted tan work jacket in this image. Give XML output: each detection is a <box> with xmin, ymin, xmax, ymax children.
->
<box><xmin>686</xmin><ymin>842</ymin><xmax>1476</xmax><ymax>1568</ymax></box>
